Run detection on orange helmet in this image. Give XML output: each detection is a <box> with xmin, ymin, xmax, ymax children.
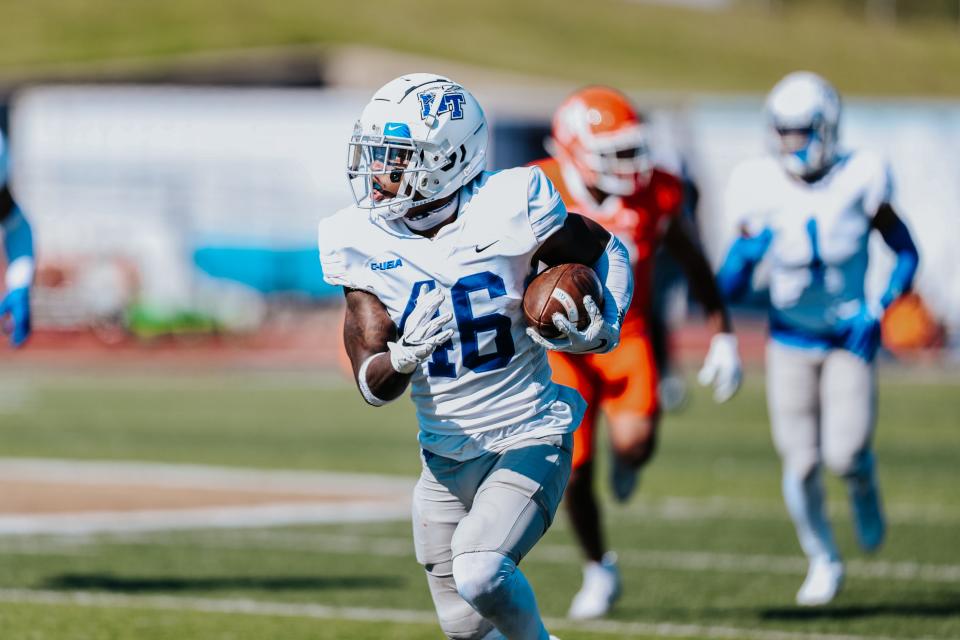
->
<box><xmin>548</xmin><ymin>86</ymin><xmax>652</xmax><ymax>196</ymax></box>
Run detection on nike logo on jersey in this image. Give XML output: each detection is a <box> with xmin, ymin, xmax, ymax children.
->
<box><xmin>475</xmin><ymin>241</ymin><xmax>499</xmax><ymax>253</ymax></box>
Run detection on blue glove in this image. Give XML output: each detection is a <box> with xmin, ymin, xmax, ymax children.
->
<box><xmin>0</xmin><ymin>287</ymin><xmax>31</xmax><ymax>348</ymax></box>
<box><xmin>841</xmin><ymin>304</ymin><xmax>881</xmax><ymax>362</ymax></box>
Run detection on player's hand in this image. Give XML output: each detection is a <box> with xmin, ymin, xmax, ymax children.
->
<box><xmin>697</xmin><ymin>332</ymin><xmax>742</xmax><ymax>403</ymax></box>
<box><xmin>387</xmin><ymin>287</ymin><xmax>454</xmax><ymax>374</ymax></box>
<box><xmin>841</xmin><ymin>304</ymin><xmax>881</xmax><ymax>362</ymax></box>
<box><xmin>0</xmin><ymin>287</ymin><xmax>31</xmax><ymax>348</ymax></box>
<box><xmin>526</xmin><ymin>295</ymin><xmax>618</xmax><ymax>355</ymax></box>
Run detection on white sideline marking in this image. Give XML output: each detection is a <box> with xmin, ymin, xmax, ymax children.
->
<box><xmin>0</xmin><ymin>458</ymin><xmax>415</xmax><ymax>494</ymax></box>
<box><xmin>0</xmin><ymin>589</ymin><xmax>937</xmax><ymax>640</ymax></box>
<box><xmin>6</xmin><ymin>529</ymin><xmax>959</xmax><ymax>586</ymax></box>
<box><xmin>0</xmin><ymin>503</ymin><xmax>412</xmax><ymax>536</ymax></box>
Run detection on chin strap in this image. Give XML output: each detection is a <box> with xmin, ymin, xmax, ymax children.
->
<box><xmin>403</xmin><ymin>193</ymin><xmax>460</xmax><ymax>232</ymax></box>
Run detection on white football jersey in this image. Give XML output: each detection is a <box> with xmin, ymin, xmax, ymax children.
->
<box><xmin>318</xmin><ymin>166</ymin><xmax>586</xmax><ymax>461</ymax></box>
<box><xmin>725</xmin><ymin>150</ymin><xmax>892</xmax><ymax>346</ymax></box>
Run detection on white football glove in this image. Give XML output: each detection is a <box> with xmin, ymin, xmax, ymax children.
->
<box><xmin>697</xmin><ymin>332</ymin><xmax>742</xmax><ymax>403</ymax></box>
<box><xmin>388</xmin><ymin>287</ymin><xmax>454</xmax><ymax>374</ymax></box>
<box><xmin>526</xmin><ymin>295</ymin><xmax>618</xmax><ymax>355</ymax></box>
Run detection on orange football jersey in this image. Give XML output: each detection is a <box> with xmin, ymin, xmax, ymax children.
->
<box><xmin>532</xmin><ymin>157</ymin><xmax>683</xmax><ymax>335</ymax></box>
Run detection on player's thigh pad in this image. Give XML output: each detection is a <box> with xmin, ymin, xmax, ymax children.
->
<box><xmin>820</xmin><ymin>349</ymin><xmax>877</xmax><ymax>476</ymax></box>
<box><xmin>766</xmin><ymin>341</ymin><xmax>824</xmax><ymax>477</ymax></box>
<box><xmin>451</xmin><ymin>433</ymin><xmax>573</xmax><ymax>564</ymax></box>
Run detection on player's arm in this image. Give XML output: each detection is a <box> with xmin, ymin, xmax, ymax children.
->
<box><xmin>530</xmin><ymin>213</ymin><xmax>634</xmax><ymax>354</ymax></box>
<box><xmin>0</xmin><ymin>184</ymin><xmax>35</xmax><ymax>348</ymax></box>
<box><xmin>714</xmin><ymin>225</ymin><xmax>772</xmax><ymax>303</ymax></box>
<box><xmin>533</xmin><ymin>211</ymin><xmax>609</xmax><ymax>267</ymax></box>
<box><xmin>342</xmin><ymin>286</ymin><xmax>453</xmax><ymax>407</ymax></box>
<box><xmin>663</xmin><ymin>215</ymin><xmax>743</xmax><ymax>403</ymax></box>
<box><xmin>871</xmin><ymin>203</ymin><xmax>919</xmax><ymax>312</ymax></box>
<box><xmin>662</xmin><ymin>216</ymin><xmax>732</xmax><ymax>335</ymax></box>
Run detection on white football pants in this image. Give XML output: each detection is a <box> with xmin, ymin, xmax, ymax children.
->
<box><xmin>412</xmin><ymin>432</ymin><xmax>572</xmax><ymax>640</ymax></box>
<box><xmin>766</xmin><ymin>341</ymin><xmax>881</xmax><ymax>560</ymax></box>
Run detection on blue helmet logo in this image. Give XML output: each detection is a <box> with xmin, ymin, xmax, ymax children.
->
<box><xmin>418</xmin><ymin>91</ymin><xmax>466</xmax><ymax>121</ymax></box>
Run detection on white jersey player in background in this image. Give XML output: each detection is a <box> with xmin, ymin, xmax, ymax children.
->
<box><xmin>318</xmin><ymin>73</ymin><xmax>633</xmax><ymax>640</ymax></box>
<box><xmin>716</xmin><ymin>72</ymin><xmax>919</xmax><ymax>606</ymax></box>
<box><xmin>0</xmin><ymin>129</ymin><xmax>35</xmax><ymax>348</ymax></box>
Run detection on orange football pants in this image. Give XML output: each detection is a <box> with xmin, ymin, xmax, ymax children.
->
<box><xmin>548</xmin><ymin>331</ymin><xmax>659</xmax><ymax>471</ymax></box>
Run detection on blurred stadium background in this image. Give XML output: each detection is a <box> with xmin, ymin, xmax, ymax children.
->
<box><xmin>0</xmin><ymin>1</ymin><xmax>959</xmax><ymax>639</ymax></box>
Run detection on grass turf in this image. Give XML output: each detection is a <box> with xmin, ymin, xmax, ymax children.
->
<box><xmin>2</xmin><ymin>1</ymin><xmax>960</xmax><ymax>96</ymax></box>
<box><xmin>0</xmin><ymin>367</ymin><xmax>958</xmax><ymax>638</ymax></box>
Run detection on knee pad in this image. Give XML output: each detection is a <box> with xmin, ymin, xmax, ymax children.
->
<box><xmin>452</xmin><ymin>551</ymin><xmax>515</xmax><ymax>615</ymax></box>
<box><xmin>425</xmin><ymin>561</ymin><xmax>495</xmax><ymax>640</ymax></box>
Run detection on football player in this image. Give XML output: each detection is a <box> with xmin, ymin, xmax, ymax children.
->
<box><xmin>716</xmin><ymin>71</ymin><xmax>919</xmax><ymax>606</ymax></box>
<box><xmin>318</xmin><ymin>74</ymin><xmax>634</xmax><ymax>640</ymax></box>
<box><xmin>0</xmin><ymin>128</ymin><xmax>34</xmax><ymax>348</ymax></box>
<box><xmin>532</xmin><ymin>86</ymin><xmax>742</xmax><ymax>619</ymax></box>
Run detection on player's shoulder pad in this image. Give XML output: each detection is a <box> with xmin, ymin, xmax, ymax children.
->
<box><xmin>840</xmin><ymin>149</ymin><xmax>894</xmax><ymax>215</ymax></box>
<box><xmin>464</xmin><ymin>166</ymin><xmax>566</xmax><ymax>252</ymax></box>
<box><xmin>840</xmin><ymin>149</ymin><xmax>889</xmax><ymax>183</ymax></box>
<box><xmin>317</xmin><ymin>205</ymin><xmax>375</xmax><ymax>290</ymax></box>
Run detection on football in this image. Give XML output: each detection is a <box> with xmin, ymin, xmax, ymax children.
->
<box><xmin>523</xmin><ymin>263</ymin><xmax>603</xmax><ymax>339</ymax></box>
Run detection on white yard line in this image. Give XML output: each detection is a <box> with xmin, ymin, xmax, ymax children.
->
<box><xmin>0</xmin><ymin>588</ymin><xmax>940</xmax><ymax>640</ymax></box>
<box><xmin>5</xmin><ymin>528</ymin><xmax>958</xmax><ymax>586</ymax></box>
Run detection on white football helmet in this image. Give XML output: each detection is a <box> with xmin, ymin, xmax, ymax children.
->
<box><xmin>347</xmin><ymin>73</ymin><xmax>488</xmax><ymax>219</ymax></box>
<box><xmin>765</xmin><ymin>71</ymin><xmax>841</xmax><ymax>179</ymax></box>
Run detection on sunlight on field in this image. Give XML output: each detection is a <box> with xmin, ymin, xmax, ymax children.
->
<box><xmin>0</xmin><ymin>367</ymin><xmax>957</xmax><ymax>639</ymax></box>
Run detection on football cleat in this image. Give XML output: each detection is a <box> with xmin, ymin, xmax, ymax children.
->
<box><xmin>568</xmin><ymin>552</ymin><xmax>622</xmax><ymax>619</ymax></box>
<box><xmin>796</xmin><ymin>556</ymin><xmax>844</xmax><ymax>606</ymax></box>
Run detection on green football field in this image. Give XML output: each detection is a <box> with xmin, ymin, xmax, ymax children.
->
<box><xmin>3</xmin><ymin>0</ymin><xmax>960</xmax><ymax>96</ymax></box>
<box><xmin>0</xmin><ymin>365</ymin><xmax>958</xmax><ymax>639</ymax></box>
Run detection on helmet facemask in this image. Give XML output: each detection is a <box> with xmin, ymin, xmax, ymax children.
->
<box><xmin>769</xmin><ymin>113</ymin><xmax>837</xmax><ymax>180</ymax></box>
<box><xmin>578</xmin><ymin>125</ymin><xmax>653</xmax><ymax>196</ymax></box>
<box><xmin>347</xmin><ymin>123</ymin><xmax>428</xmax><ymax>219</ymax></box>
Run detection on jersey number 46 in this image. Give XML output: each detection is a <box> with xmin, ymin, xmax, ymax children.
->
<box><xmin>399</xmin><ymin>271</ymin><xmax>515</xmax><ymax>377</ymax></box>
